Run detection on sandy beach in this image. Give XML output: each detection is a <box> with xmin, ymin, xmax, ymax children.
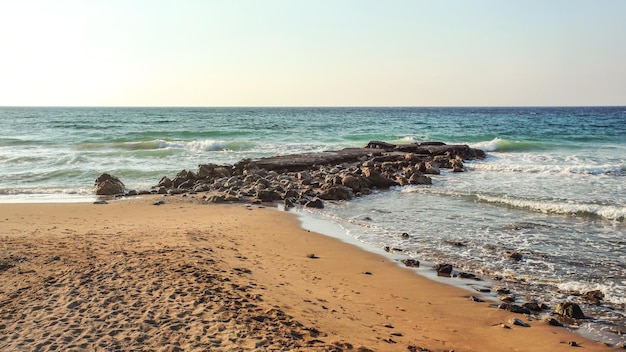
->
<box><xmin>0</xmin><ymin>196</ymin><xmax>613</xmax><ymax>351</ymax></box>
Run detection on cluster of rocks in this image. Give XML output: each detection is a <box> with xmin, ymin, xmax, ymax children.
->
<box><xmin>94</xmin><ymin>141</ymin><xmax>486</xmax><ymax>208</ymax></box>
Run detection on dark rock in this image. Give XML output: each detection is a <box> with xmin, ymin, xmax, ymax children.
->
<box><xmin>157</xmin><ymin>176</ymin><xmax>173</xmax><ymax>188</ymax></box>
<box><xmin>522</xmin><ymin>302</ymin><xmax>548</xmax><ymax>312</ymax></box>
<box><xmin>94</xmin><ymin>173</ymin><xmax>125</xmax><ymax>195</ymax></box>
<box><xmin>408</xmin><ymin>173</ymin><xmax>432</xmax><ymax>185</ymax></box>
<box><xmin>469</xmin><ymin>296</ymin><xmax>484</xmax><ymax>302</ymax></box>
<box><xmin>362</xmin><ymin>167</ymin><xmax>397</xmax><ymax>188</ymax></box>
<box><xmin>543</xmin><ymin>317</ymin><xmax>563</xmax><ymax>326</ymax></box>
<box><xmin>305</xmin><ymin>198</ymin><xmax>324</xmax><ymax>209</ymax></box>
<box><xmin>507</xmin><ymin>251</ymin><xmax>523</xmax><ymax>261</ymax></box>
<box><xmin>458</xmin><ymin>272</ymin><xmax>477</xmax><ymax>279</ymax></box>
<box><xmin>581</xmin><ymin>290</ymin><xmax>604</xmax><ymax>305</ymax></box>
<box><xmin>318</xmin><ymin>185</ymin><xmax>354</xmax><ymax>201</ymax></box>
<box><xmin>555</xmin><ymin>302</ymin><xmax>585</xmax><ymax>319</ymax></box>
<box><xmin>498</xmin><ymin>303</ymin><xmax>531</xmax><ymax>315</ymax></box>
<box><xmin>435</xmin><ymin>263</ymin><xmax>453</xmax><ymax>276</ymax></box>
<box><xmin>366</xmin><ymin>141</ymin><xmax>396</xmax><ymax>149</ymax></box>
<box><xmin>509</xmin><ymin>317</ymin><xmax>530</xmax><ymax>327</ymax></box>
<box><xmin>401</xmin><ymin>232</ymin><xmax>410</xmax><ymax>239</ymax></box>
<box><xmin>93</xmin><ymin>200</ymin><xmax>108</xmax><ymax>205</ymax></box>
<box><xmin>401</xmin><ymin>259</ymin><xmax>420</xmax><ymax>268</ymax></box>
<box><xmin>499</xmin><ymin>295</ymin><xmax>516</xmax><ymax>303</ymax></box>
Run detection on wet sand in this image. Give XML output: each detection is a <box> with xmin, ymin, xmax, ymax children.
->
<box><xmin>0</xmin><ymin>197</ymin><xmax>613</xmax><ymax>351</ymax></box>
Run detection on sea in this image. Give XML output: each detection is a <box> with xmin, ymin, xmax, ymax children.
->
<box><xmin>1</xmin><ymin>106</ymin><xmax>625</xmax><ymax>345</ymax></box>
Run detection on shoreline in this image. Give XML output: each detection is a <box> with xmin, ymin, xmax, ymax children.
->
<box><xmin>0</xmin><ymin>196</ymin><xmax>615</xmax><ymax>351</ymax></box>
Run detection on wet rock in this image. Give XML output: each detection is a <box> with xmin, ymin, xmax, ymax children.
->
<box><xmin>498</xmin><ymin>303</ymin><xmax>531</xmax><ymax>315</ymax></box>
<box><xmin>581</xmin><ymin>290</ymin><xmax>604</xmax><ymax>305</ymax></box>
<box><xmin>522</xmin><ymin>301</ymin><xmax>548</xmax><ymax>312</ymax></box>
<box><xmin>304</xmin><ymin>198</ymin><xmax>324</xmax><ymax>209</ymax></box>
<box><xmin>94</xmin><ymin>173</ymin><xmax>125</xmax><ymax>195</ymax></box>
<box><xmin>318</xmin><ymin>185</ymin><xmax>354</xmax><ymax>201</ymax></box>
<box><xmin>408</xmin><ymin>173</ymin><xmax>432</xmax><ymax>185</ymax></box>
<box><xmin>401</xmin><ymin>232</ymin><xmax>410</xmax><ymax>239</ymax></box>
<box><xmin>435</xmin><ymin>263</ymin><xmax>453</xmax><ymax>276</ymax></box>
<box><xmin>361</xmin><ymin>167</ymin><xmax>397</xmax><ymax>188</ymax></box>
<box><xmin>499</xmin><ymin>295</ymin><xmax>516</xmax><ymax>303</ymax></box>
<box><xmin>401</xmin><ymin>259</ymin><xmax>420</xmax><ymax>268</ymax></box>
<box><xmin>494</xmin><ymin>286</ymin><xmax>511</xmax><ymax>294</ymax></box>
<box><xmin>509</xmin><ymin>317</ymin><xmax>530</xmax><ymax>327</ymax></box>
<box><xmin>458</xmin><ymin>272</ymin><xmax>477</xmax><ymax>279</ymax></box>
<box><xmin>507</xmin><ymin>251</ymin><xmax>523</xmax><ymax>261</ymax></box>
<box><xmin>543</xmin><ymin>317</ymin><xmax>563</xmax><ymax>326</ymax></box>
<box><xmin>555</xmin><ymin>302</ymin><xmax>585</xmax><ymax>319</ymax></box>
<box><xmin>469</xmin><ymin>295</ymin><xmax>484</xmax><ymax>302</ymax></box>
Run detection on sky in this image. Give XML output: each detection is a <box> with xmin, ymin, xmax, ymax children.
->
<box><xmin>0</xmin><ymin>0</ymin><xmax>625</xmax><ymax>107</ymax></box>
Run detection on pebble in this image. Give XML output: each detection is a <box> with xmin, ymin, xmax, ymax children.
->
<box><xmin>509</xmin><ymin>317</ymin><xmax>530</xmax><ymax>327</ymax></box>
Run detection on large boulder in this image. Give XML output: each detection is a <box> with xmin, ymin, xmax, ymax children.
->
<box><xmin>94</xmin><ymin>173</ymin><xmax>125</xmax><ymax>195</ymax></box>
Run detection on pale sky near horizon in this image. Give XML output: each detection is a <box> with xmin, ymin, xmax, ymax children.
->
<box><xmin>1</xmin><ymin>0</ymin><xmax>625</xmax><ymax>107</ymax></box>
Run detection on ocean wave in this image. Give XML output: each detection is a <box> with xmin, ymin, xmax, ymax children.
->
<box><xmin>81</xmin><ymin>139</ymin><xmax>240</xmax><ymax>152</ymax></box>
<box><xmin>556</xmin><ymin>281</ymin><xmax>626</xmax><ymax>306</ymax></box>
<box><xmin>470</xmin><ymin>137</ymin><xmax>550</xmax><ymax>152</ymax></box>
<box><xmin>470</xmin><ymin>161</ymin><xmax>625</xmax><ymax>176</ymax></box>
<box><xmin>476</xmin><ymin>194</ymin><xmax>626</xmax><ymax>221</ymax></box>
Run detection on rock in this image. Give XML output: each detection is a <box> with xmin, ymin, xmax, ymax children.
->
<box><xmin>366</xmin><ymin>141</ymin><xmax>396</xmax><ymax>149</ymax></box>
<box><xmin>494</xmin><ymin>286</ymin><xmax>511</xmax><ymax>294</ymax></box>
<box><xmin>318</xmin><ymin>185</ymin><xmax>354</xmax><ymax>201</ymax></box>
<box><xmin>507</xmin><ymin>251</ymin><xmax>523</xmax><ymax>261</ymax></box>
<box><xmin>498</xmin><ymin>303</ymin><xmax>531</xmax><ymax>315</ymax></box>
<box><xmin>451</xmin><ymin>158</ymin><xmax>464</xmax><ymax>172</ymax></box>
<box><xmin>401</xmin><ymin>259</ymin><xmax>420</xmax><ymax>268</ymax></box>
<box><xmin>157</xmin><ymin>176</ymin><xmax>173</xmax><ymax>188</ymax></box>
<box><xmin>499</xmin><ymin>295</ymin><xmax>516</xmax><ymax>303</ymax></box>
<box><xmin>93</xmin><ymin>200</ymin><xmax>108</xmax><ymax>205</ymax></box>
<box><xmin>435</xmin><ymin>263</ymin><xmax>453</xmax><ymax>276</ymax></box>
<box><xmin>469</xmin><ymin>296</ymin><xmax>484</xmax><ymax>302</ymax></box>
<box><xmin>401</xmin><ymin>232</ymin><xmax>410</xmax><ymax>239</ymax></box>
<box><xmin>304</xmin><ymin>198</ymin><xmax>324</xmax><ymax>209</ymax></box>
<box><xmin>423</xmin><ymin>161</ymin><xmax>440</xmax><ymax>175</ymax></box>
<box><xmin>94</xmin><ymin>173</ymin><xmax>125</xmax><ymax>195</ymax></box>
<box><xmin>362</xmin><ymin>167</ymin><xmax>397</xmax><ymax>188</ymax></box>
<box><xmin>555</xmin><ymin>302</ymin><xmax>585</xmax><ymax>319</ymax></box>
<box><xmin>458</xmin><ymin>272</ymin><xmax>477</xmax><ymax>279</ymax></box>
<box><xmin>408</xmin><ymin>173</ymin><xmax>432</xmax><ymax>185</ymax></box>
<box><xmin>522</xmin><ymin>302</ymin><xmax>548</xmax><ymax>312</ymax></box>
<box><xmin>543</xmin><ymin>317</ymin><xmax>563</xmax><ymax>326</ymax></box>
<box><xmin>581</xmin><ymin>290</ymin><xmax>604</xmax><ymax>305</ymax></box>
<box><xmin>509</xmin><ymin>317</ymin><xmax>530</xmax><ymax>327</ymax></box>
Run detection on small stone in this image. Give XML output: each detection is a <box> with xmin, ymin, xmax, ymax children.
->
<box><xmin>401</xmin><ymin>259</ymin><xmax>420</xmax><ymax>268</ymax></box>
<box><xmin>93</xmin><ymin>200</ymin><xmax>108</xmax><ymax>205</ymax></box>
<box><xmin>509</xmin><ymin>317</ymin><xmax>530</xmax><ymax>327</ymax></box>
<box><xmin>568</xmin><ymin>341</ymin><xmax>579</xmax><ymax>347</ymax></box>
<box><xmin>153</xmin><ymin>200</ymin><xmax>165</xmax><ymax>206</ymax></box>
<box><xmin>363</xmin><ymin>272</ymin><xmax>372</xmax><ymax>275</ymax></box>
<box><xmin>543</xmin><ymin>317</ymin><xmax>563</xmax><ymax>327</ymax></box>
<box><xmin>507</xmin><ymin>251</ymin><xmax>523</xmax><ymax>261</ymax></box>
<box><xmin>469</xmin><ymin>296</ymin><xmax>484</xmax><ymax>303</ymax></box>
<box><xmin>307</xmin><ymin>254</ymin><xmax>319</xmax><ymax>259</ymax></box>
<box><xmin>499</xmin><ymin>295</ymin><xmax>516</xmax><ymax>303</ymax></box>
<box><xmin>401</xmin><ymin>232</ymin><xmax>410</xmax><ymax>239</ymax></box>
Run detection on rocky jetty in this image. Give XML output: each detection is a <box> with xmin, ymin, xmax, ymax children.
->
<box><xmin>146</xmin><ymin>141</ymin><xmax>485</xmax><ymax>208</ymax></box>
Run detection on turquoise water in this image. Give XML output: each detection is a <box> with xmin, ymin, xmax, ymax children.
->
<box><xmin>1</xmin><ymin>106</ymin><xmax>625</xmax><ymax>344</ymax></box>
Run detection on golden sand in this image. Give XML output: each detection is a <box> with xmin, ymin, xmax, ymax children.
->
<box><xmin>0</xmin><ymin>197</ymin><xmax>612</xmax><ymax>351</ymax></box>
